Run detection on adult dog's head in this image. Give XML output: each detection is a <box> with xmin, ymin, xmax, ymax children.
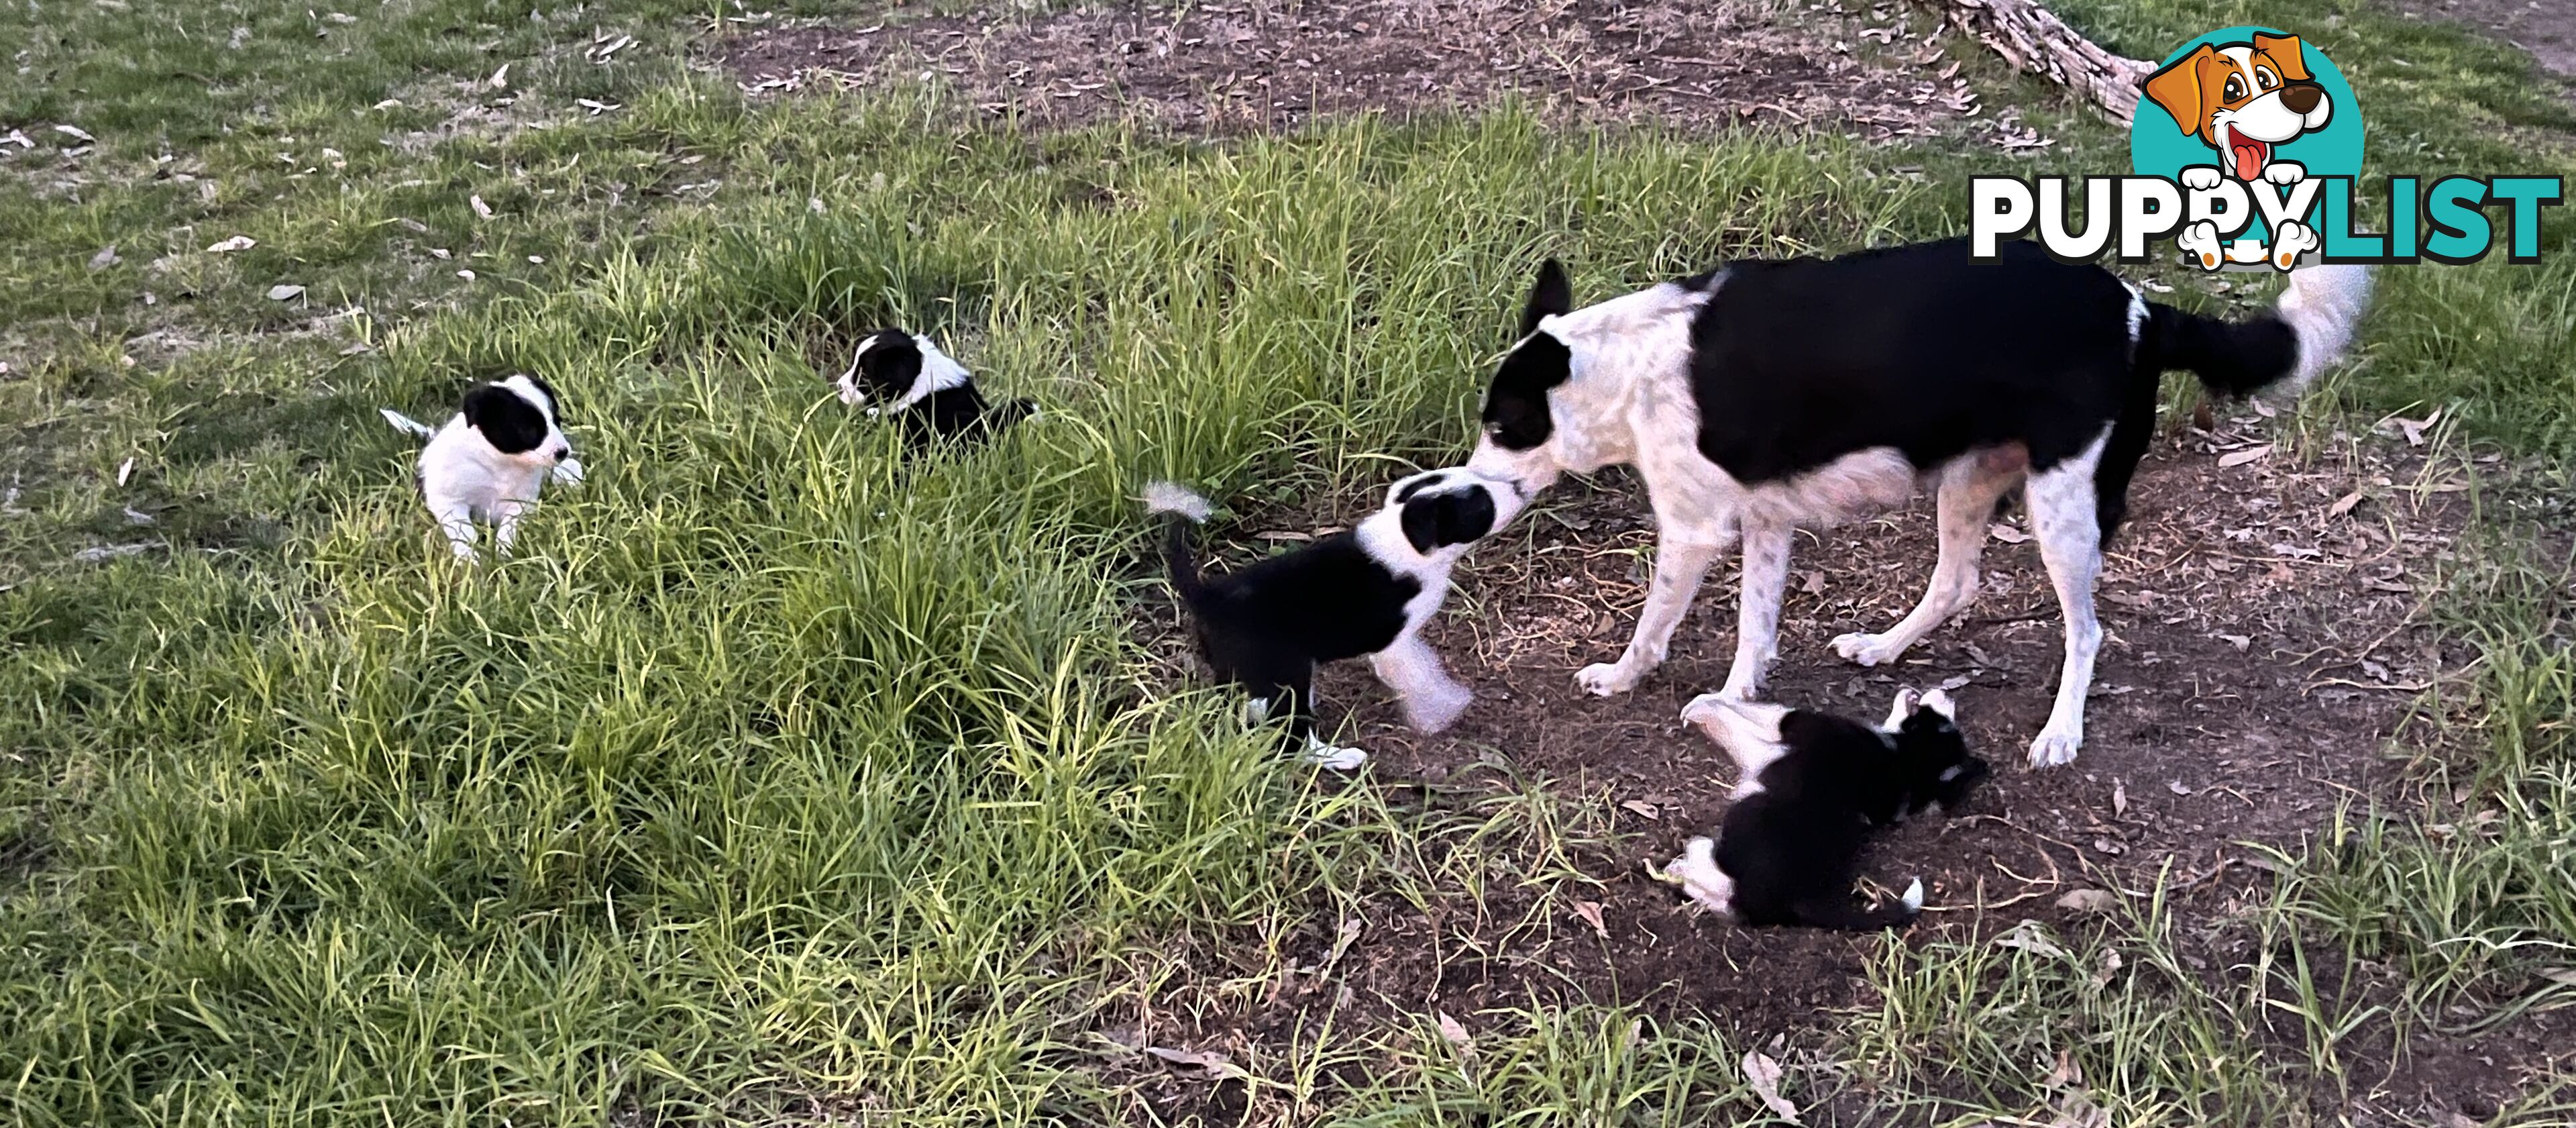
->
<box><xmin>462</xmin><ymin>374</ymin><xmax>574</xmax><ymax>466</ymax></box>
<box><xmin>1466</xmin><ymin>260</ymin><xmax>1698</xmax><ymax>495</ymax></box>
<box><xmin>2143</xmin><ymin>33</ymin><xmax>2332</xmax><ymax>183</ymax></box>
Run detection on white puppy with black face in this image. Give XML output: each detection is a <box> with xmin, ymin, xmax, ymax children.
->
<box><xmin>381</xmin><ymin>374</ymin><xmax>581</xmax><ymax>562</ymax></box>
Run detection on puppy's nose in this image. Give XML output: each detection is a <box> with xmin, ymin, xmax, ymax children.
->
<box><xmin>2279</xmin><ymin>83</ymin><xmax>2322</xmax><ymax>113</ymax></box>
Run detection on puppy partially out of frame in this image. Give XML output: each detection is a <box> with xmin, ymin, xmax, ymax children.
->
<box><xmin>1663</xmin><ymin>686</ymin><xmax>1988</xmax><ymax>931</ymax></box>
<box><xmin>382</xmin><ymin>374</ymin><xmax>582</xmax><ymax>562</ymax></box>
<box><xmin>1145</xmin><ymin>469</ymin><xmax>1527</xmax><ymax>769</ymax></box>
<box><xmin>833</xmin><ymin>329</ymin><xmax>1036</xmax><ymax>448</ymax></box>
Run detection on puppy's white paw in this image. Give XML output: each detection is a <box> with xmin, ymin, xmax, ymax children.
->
<box><xmin>1831</xmin><ymin>630</ymin><xmax>1908</xmax><ymax>668</ymax></box>
<box><xmin>2262</xmin><ymin>161</ymin><xmax>2307</xmax><ymax>186</ymax></box>
<box><xmin>1576</xmin><ymin>660</ymin><xmax>1644</xmax><ymax>697</ymax></box>
<box><xmin>1662</xmin><ymin>837</ymin><xmax>1735</xmax><ymax>915</ymax></box>
<box><xmin>2027</xmin><ymin>723</ymin><xmax>2084</xmax><ymax>768</ymax></box>
<box><xmin>1900</xmin><ymin>877</ymin><xmax>1925</xmax><ymax>912</ymax></box>
<box><xmin>551</xmin><ymin>458</ymin><xmax>585</xmax><ymax>487</ymax></box>
<box><xmin>1405</xmin><ymin>681</ymin><xmax>1475</xmax><ymax>733</ymax></box>
<box><xmin>2179</xmin><ymin>166</ymin><xmax>2224</xmax><ymax>191</ymax></box>
<box><xmin>1300</xmin><ymin>741</ymin><xmax>1368</xmax><ymax>772</ymax></box>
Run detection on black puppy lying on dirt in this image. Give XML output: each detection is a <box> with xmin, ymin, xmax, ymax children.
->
<box><xmin>1663</xmin><ymin>686</ymin><xmax>1989</xmax><ymax>931</ymax></box>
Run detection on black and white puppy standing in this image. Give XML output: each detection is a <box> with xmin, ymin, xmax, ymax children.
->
<box><xmin>1466</xmin><ymin>237</ymin><xmax>2373</xmax><ymax>766</ymax></box>
<box><xmin>1662</xmin><ymin>686</ymin><xmax>1988</xmax><ymax>931</ymax></box>
<box><xmin>381</xmin><ymin>374</ymin><xmax>582</xmax><ymax>562</ymax></box>
<box><xmin>833</xmin><ymin>329</ymin><xmax>1036</xmax><ymax>447</ymax></box>
<box><xmin>1146</xmin><ymin>468</ymin><xmax>1528</xmax><ymax>770</ymax></box>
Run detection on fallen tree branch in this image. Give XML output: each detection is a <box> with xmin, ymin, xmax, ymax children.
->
<box><xmin>1919</xmin><ymin>0</ymin><xmax>2153</xmax><ymax>126</ymax></box>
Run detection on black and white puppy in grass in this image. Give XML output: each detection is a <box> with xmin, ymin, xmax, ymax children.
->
<box><xmin>833</xmin><ymin>329</ymin><xmax>1036</xmax><ymax>448</ymax></box>
<box><xmin>1145</xmin><ymin>469</ymin><xmax>1528</xmax><ymax>770</ymax></box>
<box><xmin>1662</xmin><ymin>686</ymin><xmax>1989</xmax><ymax>931</ymax></box>
<box><xmin>381</xmin><ymin>374</ymin><xmax>582</xmax><ymax>562</ymax></box>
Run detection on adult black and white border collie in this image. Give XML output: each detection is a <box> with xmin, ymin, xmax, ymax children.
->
<box><xmin>1464</xmin><ymin>238</ymin><xmax>2373</xmax><ymax>766</ymax></box>
<box><xmin>1663</xmin><ymin>686</ymin><xmax>1988</xmax><ymax>931</ymax></box>
<box><xmin>382</xmin><ymin>374</ymin><xmax>582</xmax><ymax>562</ymax></box>
<box><xmin>833</xmin><ymin>329</ymin><xmax>1035</xmax><ymax>447</ymax></box>
<box><xmin>1144</xmin><ymin>468</ymin><xmax>1528</xmax><ymax>770</ymax></box>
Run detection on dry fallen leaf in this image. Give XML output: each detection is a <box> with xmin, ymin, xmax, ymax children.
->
<box><xmin>1989</xmin><ymin>523</ymin><xmax>2029</xmax><ymax>544</ymax></box>
<box><xmin>488</xmin><ymin>63</ymin><xmax>511</xmax><ymax>89</ymax></box>
<box><xmin>470</xmin><ymin>195</ymin><xmax>494</xmax><ymax>220</ymax></box>
<box><xmin>2217</xmin><ymin>444</ymin><xmax>2273</xmax><ymax>468</ymax></box>
<box><xmin>2167</xmin><ymin>780</ymin><xmax>2192</xmax><ymax>796</ymax></box>
<box><xmin>115</xmin><ymin>457</ymin><xmax>134</xmax><ymax>486</ymax></box>
<box><xmin>2055</xmin><ymin>888</ymin><xmax>2117</xmax><ymax>914</ymax></box>
<box><xmin>1619</xmin><ymin>799</ymin><xmax>1660</xmax><ymax>821</ymax></box>
<box><xmin>53</xmin><ymin>123</ymin><xmax>97</xmax><ymax>143</ymax></box>
<box><xmin>1572</xmin><ymin>900</ymin><xmax>1608</xmax><ymax>939</ymax></box>
<box><xmin>266</xmin><ymin>284</ymin><xmax>305</xmax><ymax>301</ymax></box>
<box><xmin>1994</xmin><ymin>919</ymin><xmax>2069</xmax><ymax>960</ymax></box>
<box><xmin>1142</xmin><ymin>1045</ymin><xmax>1243</xmax><ymax>1079</ymax></box>
<box><xmin>1742</xmin><ymin>1051</ymin><xmax>1801</xmax><ymax>1123</ymax></box>
<box><xmin>88</xmin><ymin>246</ymin><xmax>119</xmax><ymax>270</ymax></box>
<box><xmin>206</xmin><ymin>235</ymin><xmax>256</xmax><ymax>253</ymax></box>
<box><xmin>2217</xmin><ymin>633</ymin><xmax>2251</xmax><ymax>652</ymax></box>
<box><xmin>2111</xmin><ymin>779</ymin><xmax>2127</xmax><ymax>818</ymax></box>
<box><xmin>1435</xmin><ymin>1012</ymin><xmax>1472</xmax><ymax>1056</ymax></box>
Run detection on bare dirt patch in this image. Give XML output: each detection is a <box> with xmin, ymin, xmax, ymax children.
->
<box><xmin>1123</xmin><ymin>407</ymin><xmax>2502</xmax><ymax>1119</ymax></box>
<box><xmin>723</xmin><ymin>0</ymin><xmax>2025</xmax><ymax>142</ymax></box>
<box><xmin>2396</xmin><ymin>0</ymin><xmax>2576</xmax><ymax>91</ymax></box>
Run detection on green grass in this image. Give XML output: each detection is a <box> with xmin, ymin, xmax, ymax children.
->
<box><xmin>3</xmin><ymin>0</ymin><xmax>2575</xmax><ymax>1122</ymax></box>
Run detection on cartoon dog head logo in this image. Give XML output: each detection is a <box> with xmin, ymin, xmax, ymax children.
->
<box><xmin>2143</xmin><ymin>32</ymin><xmax>2333</xmax><ymax>187</ymax></box>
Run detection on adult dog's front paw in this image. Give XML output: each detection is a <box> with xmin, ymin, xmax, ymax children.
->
<box><xmin>1576</xmin><ymin>660</ymin><xmax>1644</xmax><ymax>697</ymax></box>
<box><xmin>2027</xmin><ymin>723</ymin><xmax>2084</xmax><ymax>768</ymax></box>
<box><xmin>1830</xmin><ymin>630</ymin><xmax>1909</xmax><ymax>668</ymax></box>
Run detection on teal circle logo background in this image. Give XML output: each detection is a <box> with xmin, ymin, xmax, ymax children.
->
<box><xmin>2129</xmin><ymin>27</ymin><xmax>2364</xmax><ymax>184</ymax></box>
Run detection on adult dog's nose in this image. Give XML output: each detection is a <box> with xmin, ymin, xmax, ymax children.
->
<box><xmin>2279</xmin><ymin>83</ymin><xmax>2322</xmax><ymax>114</ymax></box>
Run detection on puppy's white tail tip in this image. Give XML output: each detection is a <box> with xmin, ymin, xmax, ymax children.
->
<box><xmin>2279</xmin><ymin>262</ymin><xmax>2375</xmax><ymax>389</ymax></box>
<box><xmin>380</xmin><ymin>407</ymin><xmax>436</xmax><ymax>440</ymax></box>
<box><xmin>1142</xmin><ymin>480</ymin><xmax>1213</xmax><ymax>523</ymax></box>
<box><xmin>1900</xmin><ymin>877</ymin><xmax>1925</xmax><ymax>913</ymax></box>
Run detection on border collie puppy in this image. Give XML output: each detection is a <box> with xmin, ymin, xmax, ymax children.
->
<box><xmin>833</xmin><ymin>329</ymin><xmax>1035</xmax><ymax>447</ymax></box>
<box><xmin>380</xmin><ymin>374</ymin><xmax>582</xmax><ymax>562</ymax></box>
<box><xmin>1465</xmin><ymin>238</ymin><xmax>2373</xmax><ymax>766</ymax></box>
<box><xmin>1663</xmin><ymin>686</ymin><xmax>1988</xmax><ymax>931</ymax></box>
<box><xmin>1144</xmin><ymin>468</ymin><xmax>1528</xmax><ymax>770</ymax></box>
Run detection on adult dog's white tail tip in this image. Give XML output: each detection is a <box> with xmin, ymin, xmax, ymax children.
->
<box><xmin>1142</xmin><ymin>480</ymin><xmax>1213</xmax><ymax>523</ymax></box>
<box><xmin>380</xmin><ymin>408</ymin><xmax>437</xmax><ymax>440</ymax></box>
<box><xmin>1900</xmin><ymin>877</ymin><xmax>1925</xmax><ymax>912</ymax></box>
<box><xmin>2279</xmin><ymin>262</ymin><xmax>2374</xmax><ymax>389</ymax></box>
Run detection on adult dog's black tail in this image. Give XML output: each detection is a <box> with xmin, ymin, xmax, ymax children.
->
<box><xmin>2137</xmin><ymin>262</ymin><xmax>2373</xmax><ymax>396</ymax></box>
<box><xmin>1142</xmin><ymin>481</ymin><xmax>1215</xmax><ymax>605</ymax></box>
<box><xmin>2097</xmin><ymin>263</ymin><xmax>2374</xmax><ymax>540</ymax></box>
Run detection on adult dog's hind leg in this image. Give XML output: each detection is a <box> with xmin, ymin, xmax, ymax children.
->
<box><xmin>2025</xmin><ymin>433</ymin><xmax>2110</xmax><ymax>768</ymax></box>
<box><xmin>1577</xmin><ymin>535</ymin><xmax>1725</xmax><ymax>697</ymax></box>
<box><xmin>1833</xmin><ymin>456</ymin><xmax>2021</xmax><ymax>667</ymax></box>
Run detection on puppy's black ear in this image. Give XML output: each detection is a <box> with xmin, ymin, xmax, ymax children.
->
<box><xmin>520</xmin><ymin>374</ymin><xmax>565</xmax><ymax>426</ymax></box>
<box><xmin>858</xmin><ymin>334</ymin><xmax>926</xmax><ymax>398</ymax></box>
<box><xmin>1401</xmin><ymin>489</ymin><xmax>1498</xmax><ymax>554</ymax></box>
<box><xmin>460</xmin><ymin>384</ymin><xmax>548</xmax><ymax>454</ymax></box>
<box><xmin>1518</xmin><ymin>259</ymin><xmax>1572</xmax><ymax>339</ymax></box>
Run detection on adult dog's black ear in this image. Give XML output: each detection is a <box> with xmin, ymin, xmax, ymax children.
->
<box><xmin>1519</xmin><ymin>259</ymin><xmax>1572</xmax><ymax>339</ymax></box>
<box><xmin>1401</xmin><ymin>489</ymin><xmax>1498</xmax><ymax>554</ymax></box>
<box><xmin>460</xmin><ymin>384</ymin><xmax>548</xmax><ymax>454</ymax></box>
